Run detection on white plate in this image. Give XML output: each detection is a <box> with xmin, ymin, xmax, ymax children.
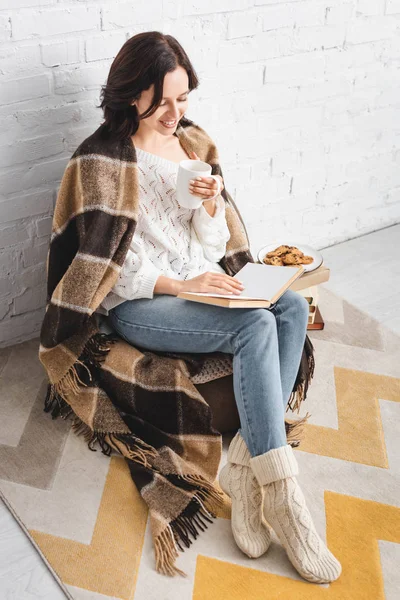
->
<box><xmin>257</xmin><ymin>241</ymin><xmax>323</xmax><ymax>273</ymax></box>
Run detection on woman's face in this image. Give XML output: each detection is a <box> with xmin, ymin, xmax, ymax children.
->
<box><xmin>132</xmin><ymin>66</ymin><xmax>189</xmax><ymax>138</ymax></box>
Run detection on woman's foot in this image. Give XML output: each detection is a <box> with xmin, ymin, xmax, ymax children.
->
<box><xmin>219</xmin><ymin>432</ymin><xmax>271</xmax><ymax>558</ymax></box>
<box><xmin>250</xmin><ymin>444</ymin><xmax>342</xmax><ymax>583</ymax></box>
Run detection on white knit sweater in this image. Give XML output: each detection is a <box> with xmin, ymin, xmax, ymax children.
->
<box><xmin>96</xmin><ymin>147</ymin><xmax>231</xmax><ymax>316</ymax></box>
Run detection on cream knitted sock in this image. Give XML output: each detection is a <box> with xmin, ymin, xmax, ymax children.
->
<box><xmin>219</xmin><ymin>431</ymin><xmax>271</xmax><ymax>558</ymax></box>
<box><xmin>250</xmin><ymin>444</ymin><xmax>342</xmax><ymax>583</ymax></box>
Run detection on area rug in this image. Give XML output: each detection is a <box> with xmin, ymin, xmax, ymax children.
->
<box><xmin>1</xmin><ymin>285</ymin><xmax>399</xmax><ymax>600</ymax></box>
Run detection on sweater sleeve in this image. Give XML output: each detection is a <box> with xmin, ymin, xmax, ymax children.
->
<box><xmin>111</xmin><ymin>237</ymin><xmax>162</xmax><ymax>300</ymax></box>
<box><xmin>192</xmin><ymin>196</ymin><xmax>231</xmax><ymax>262</ymax></box>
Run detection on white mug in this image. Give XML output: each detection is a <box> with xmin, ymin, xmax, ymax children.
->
<box><xmin>176</xmin><ymin>159</ymin><xmax>222</xmax><ymax>209</ymax></box>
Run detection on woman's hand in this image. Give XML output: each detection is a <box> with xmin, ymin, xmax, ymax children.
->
<box><xmin>178</xmin><ymin>272</ymin><xmax>244</xmax><ymax>295</ymax></box>
<box><xmin>188</xmin><ymin>151</ymin><xmax>224</xmax><ymax>201</ymax></box>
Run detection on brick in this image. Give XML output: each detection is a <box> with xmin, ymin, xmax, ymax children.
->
<box><xmin>18</xmin><ymin>265</ymin><xmax>46</xmax><ymax>290</ymax></box>
<box><xmin>0</xmin><ymin>222</ymin><xmax>32</xmax><ymax>248</ymax></box>
<box><xmin>263</xmin><ymin>53</ymin><xmax>325</xmax><ymax>86</ymax></box>
<box><xmin>384</xmin><ymin>187</ymin><xmax>400</xmax><ymax>204</ymax></box>
<box><xmin>36</xmin><ymin>216</ymin><xmax>52</xmax><ymax>238</ymax></box>
<box><xmin>345</xmin><ymin>15</ymin><xmax>398</xmax><ymax>44</ymax></box>
<box><xmin>0</xmin><ymin>276</ymin><xmax>13</xmax><ymax>298</ymax></box>
<box><xmin>386</xmin><ymin>0</ymin><xmax>400</xmax><ymax>13</ymax></box>
<box><xmin>0</xmin><ymin>43</ymin><xmax>41</xmax><ymax>78</ymax></box>
<box><xmin>291</xmin><ymin>24</ymin><xmax>346</xmax><ymax>52</ymax></box>
<box><xmin>0</xmin><ymin>14</ymin><xmax>11</xmax><ymax>43</ymax></box>
<box><xmin>40</xmin><ymin>39</ymin><xmax>82</xmax><ymax>67</ymax></box>
<box><xmin>85</xmin><ymin>31</ymin><xmax>126</xmax><ymax>62</ymax></box>
<box><xmin>271</xmin><ymin>150</ymin><xmax>302</xmax><ymax>175</ymax></box>
<box><xmin>0</xmin><ymin>296</ymin><xmax>12</xmax><ymax>321</ymax></box>
<box><xmin>324</xmin><ymin>44</ymin><xmax>377</xmax><ymax>75</ymax></box>
<box><xmin>253</xmin><ymin>84</ymin><xmax>298</xmax><ymax>112</ymax></box>
<box><xmin>227</xmin><ymin>12</ymin><xmax>259</xmax><ymax>39</ymax></box>
<box><xmin>101</xmin><ymin>0</ymin><xmax>163</xmax><ymax>29</ymax></box>
<box><xmin>13</xmin><ymin>101</ymin><xmax>96</xmax><ymax>135</ymax></box>
<box><xmin>0</xmin><ymin>248</ymin><xmax>17</xmax><ymax>277</ymax></box>
<box><xmin>297</xmin><ymin>75</ymin><xmax>352</xmax><ymax>105</ymax></box>
<box><xmin>356</xmin><ymin>0</ymin><xmax>385</xmax><ymax>15</ymax></box>
<box><xmin>202</xmin><ymin>63</ymin><xmax>263</xmax><ymax>97</ymax></box>
<box><xmin>325</xmin><ymin>2</ymin><xmax>355</xmax><ymax>24</ymax></box>
<box><xmin>11</xmin><ymin>6</ymin><xmax>100</xmax><ymax>41</ymax></box>
<box><xmin>254</xmin><ymin>29</ymin><xmax>293</xmax><ymax>60</ymax></box>
<box><xmin>0</xmin><ymin>190</ymin><xmax>53</xmax><ymax>223</ymax></box>
<box><xmin>0</xmin><ymin>308</ymin><xmax>44</xmax><ymax>349</ymax></box>
<box><xmin>254</xmin><ymin>0</ymin><xmax>304</xmax><ymax>5</ymax></box>
<box><xmin>54</xmin><ymin>63</ymin><xmax>110</xmax><ymax>95</ymax></box>
<box><xmin>0</xmin><ymin>1</ymin><xmax>55</xmax><ymax>7</ymax></box>
<box><xmin>218</xmin><ymin>38</ymin><xmax>256</xmax><ymax>66</ymax></box>
<box><xmin>22</xmin><ymin>241</ymin><xmax>49</xmax><ymax>268</ymax></box>
<box><xmin>0</xmin><ymin>132</ymin><xmax>64</xmax><ymax>169</ymax></box>
<box><xmin>291</xmin><ymin>168</ymin><xmax>327</xmax><ymax>195</ymax></box>
<box><xmin>182</xmin><ymin>0</ymin><xmax>252</xmax><ymax>17</ymax></box>
<box><xmin>261</xmin><ymin>1</ymin><xmax>325</xmax><ymax>30</ymax></box>
<box><xmin>0</xmin><ymin>73</ymin><xmax>51</xmax><ymax>106</ymax></box>
<box><xmin>13</xmin><ymin>285</ymin><xmax>47</xmax><ymax>316</ymax></box>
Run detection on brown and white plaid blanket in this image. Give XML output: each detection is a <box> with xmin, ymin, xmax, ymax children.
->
<box><xmin>38</xmin><ymin>117</ymin><xmax>315</xmax><ymax>576</ymax></box>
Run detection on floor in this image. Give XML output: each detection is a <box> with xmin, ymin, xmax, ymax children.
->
<box><xmin>0</xmin><ymin>222</ymin><xmax>399</xmax><ymax>599</ymax></box>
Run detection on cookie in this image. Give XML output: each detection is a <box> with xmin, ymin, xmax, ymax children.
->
<box><xmin>263</xmin><ymin>245</ymin><xmax>314</xmax><ymax>267</ymax></box>
<box><xmin>263</xmin><ymin>255</ymin><xmax>284</xmax><ymax>266</ymax></box>
<box><xmin>282</xmin><ymin>254</ymin><xmax>303</xmax><ymax>265</ymax></box>
<box><xmin>266</xmin><ymin>245</ymin><xmax>291</xmax><ymax>257</ymax></box>
<box><xmin>301</xmin><ymin>255</ymin><xmax>314</xmax><ymax>264</ymax></box>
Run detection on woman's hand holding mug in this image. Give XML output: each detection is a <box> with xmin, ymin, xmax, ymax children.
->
<box><xmin>188</xmin><ymin>151</ymin><xmax>224</xmax><ymax>201</ymax></box>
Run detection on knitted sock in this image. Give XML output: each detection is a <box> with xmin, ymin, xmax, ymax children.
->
<box><xmin>219</xmin><ymin>431</ymin><xmax>271</xmax><ymax>558</ymax></box>
<box><xmin>250</xmin><ymin>444</ymin><xmax>342</xmax><ymax>583</ymax></box>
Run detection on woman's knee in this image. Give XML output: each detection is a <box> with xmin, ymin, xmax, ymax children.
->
<box><xmin>279</xmin><ymin>289</ymin><xmax>309</xmax><ymax>319</ymax></box>
<box><xmin>236</xmin><ymin>306</ymin><xmax>276</xmax><ymax>334</ymax></box>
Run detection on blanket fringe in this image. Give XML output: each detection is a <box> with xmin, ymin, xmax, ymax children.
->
<box><xmin>51</xmin><ymin>331</ymin><xmax>120</xmax><ymax>401</ymax></box>
<box><xmin>44</xmin><ymin>332</ymin><xmax>158</xmax><ymax>467</ymax></box>
<box><xmin>104</xmin><ymin>431</ymin><xmax>158</xmax><ymax>468</ymax></box>
<box><xmin>154</xmin><ymin>526</ymin><xmax>185</xmax><ymax>577</ymax></box>
<box><xmin>285</xmin><ymin>412</ymin><xmax>311</xmax><ymax>448</ymax></box>
<box><xmin>287</xmin><ymin>334</ymin><xmax>315</xmax><ymax>414</ymax></box>
<box><xmin>155</xmin><ymin>477</ymin><xmax>225</xmax><ymax>577</ymax></box>
<box><xmin>45</xmin><ymin>399</ymin><xmax>158</xmax><ymax>468</ymax></box>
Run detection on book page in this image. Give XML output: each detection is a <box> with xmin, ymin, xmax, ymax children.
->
<box><xmin>182</xmin><ymin>263</ymin><xmax>303</xmax><ymax>300</ymax></box>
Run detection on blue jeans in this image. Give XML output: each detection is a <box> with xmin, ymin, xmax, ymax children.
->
<box><xmin>107</xmin><ymin>289</ymin><xmax>309</xmax><ymax>458</ymax></box>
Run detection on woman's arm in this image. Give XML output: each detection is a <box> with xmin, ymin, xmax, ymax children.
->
<box><xmin>112</xmin><ymin>239</ymin><xmax>161</xmax><ymax>300</ymax></box>
<box><xmin>192</xmin><ymin>196</ymin><xmax>231</xmax><ymax>262</ymax></box>
<box><xmin>153</xmin><ymin>275</ymin><xmax>182</xmax><ymax>296</ymax></box>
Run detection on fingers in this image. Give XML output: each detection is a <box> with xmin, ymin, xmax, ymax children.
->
<box><xmin>189</xmin><ymin>177</ymin><xmax>219</xmax><ymax>197</ymax></box>
<box><xmin>210</xmin><ymin>274</ymin><xmax>244</xmax><ymax>294</ymax></box>
<box><xmin>209</xmin><ymin>285</ymin><xmax>241</xmax><ymax>295</ymax></box>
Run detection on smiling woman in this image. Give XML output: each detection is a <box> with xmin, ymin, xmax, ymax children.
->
<box><xmin>129</xmin><ymin>65</ymin><xmax>192</xmax><ymax>162</ymax></box>
<box><xmin>40</xmin><ymin>29</ymin><xmax>328</xmax><ymax>583</ymax></box>
<box><xmin>98</xmin><ymin>31</ymin><xmax>199</xmax><ymax>141</ymax></box>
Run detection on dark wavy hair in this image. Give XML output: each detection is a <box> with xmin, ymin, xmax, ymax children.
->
<box><xmin>97</xmin><ymin>31</ymin><xmax>199</xmax><ymax>141</ymax></box>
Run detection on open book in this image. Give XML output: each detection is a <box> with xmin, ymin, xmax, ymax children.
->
<box><xmin>177</xmin><ymin>262</ymin><xmax>306</xmax><ymax>308</ymax></box>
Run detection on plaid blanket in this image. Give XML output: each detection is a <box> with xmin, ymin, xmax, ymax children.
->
<box><xmin>38</xmin><ymin>117</ymin><xmax>315</xmax><ymax>576</ymax></box>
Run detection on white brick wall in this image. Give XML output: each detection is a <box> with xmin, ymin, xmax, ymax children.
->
<box><xmin>0</xmin><ymin>0</ymin><xmax>399</xmax><ymax>347</ymax></box>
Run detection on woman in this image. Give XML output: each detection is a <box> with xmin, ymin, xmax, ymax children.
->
<box><xmin>99</xmin><ymin>31</ymin><xmax>341</xmax><ymax>584</ymax></box>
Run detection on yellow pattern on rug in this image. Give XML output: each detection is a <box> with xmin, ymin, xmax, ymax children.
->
<box><xmin>193</xmin><ymin>492</ymin><xmax>400</xmax><ymax>599</ymax></box>
<box><xmin>29</xmin><ymin>457</ymin><xmax>147</xmax><ymax>599</ymax></box>
<box><xmin>297</xmin><ymin>368</ymin><xmax>400</xmax><ymax>467</ymax></box>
